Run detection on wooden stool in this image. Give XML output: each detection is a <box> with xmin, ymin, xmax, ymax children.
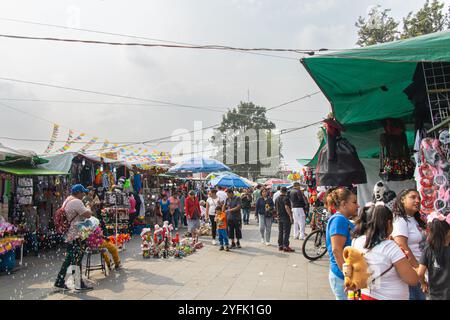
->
<box><xmin>84</xmin><ymin>248</ymin><xmax>107</xmax><ymax>279</ymax></box>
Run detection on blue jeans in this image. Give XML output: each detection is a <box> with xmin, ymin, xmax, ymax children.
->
<box><xmin>409</xmin><ymin>284</ymin><xmax>426</xmax><ymax>300</ymax></box>
<box><xmin>242</xmin><ymin>208</ymin><xmax>250</xmax><ymax>223</ymax></box>
<box><xmin>329</xmin><ymin>270</ymin><xmax>347</xmax><ymax>300</ymax></box>
<box><xmin>218</xmin><ymin>229</ymin><xmax>229</xmax><ymax>246</ymax></box>
<box><xmin>171</xmin><ymin>209</ymin><xmax>180</xmax><ymax>229</ymax></box>
<box><xmin>162</xmin><ymin>211</ymin><xmax>170</xmax><ymax>223</ymax></box>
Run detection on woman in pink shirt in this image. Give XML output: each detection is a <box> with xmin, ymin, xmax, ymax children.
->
<box><xmin>128</xmin><ymin>193</ymin><xmax>137</xmax><ymax>236</ymax></box>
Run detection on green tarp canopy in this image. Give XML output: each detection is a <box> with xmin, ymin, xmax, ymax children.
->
<box><xmin>301</xmin><ymin>30</ymin><xmax>450</xmax><ymax>158</ymax></box>
<box><xmin>0</xmin><ymin>166</ymin><xmax>68</xmax><ymax>176</ymax></box>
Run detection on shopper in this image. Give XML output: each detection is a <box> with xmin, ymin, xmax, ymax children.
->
<box><xmin>253</xmin><ymin>185</ymin><xmax>262</xmax><ymax>223</ymax></box>
<box><xmin>216</xmin><ymin>186</ymin><xmax>228</xmax><ymax>205</ymax></box>
<box><xmin>289</xmin><ymin>182</ymin><xmax>309</xmax><ymax>240</ymax></box>
<box><xmin>185</xmin><ymin>190</ymin><xmax>201</xmax><ymax>236</ymax></box>
<box><xmin>54</xmin><ymin>184</ymin><xmax>93</xmax><ymax>291</ymax></box>
<box><xmin>273</xmin><ymin>186</ymin><xmax>281</xmax><ymax>203</ymax></box>
<box><xmin>215</xmin><ymin>206</ymin><xmax>230</xmax><ymax>251</ymax></box>
<box><xmin>241</xmin><ymin>189</ymin><xmax>252</xmax><ymax>225</ymax></box>
<box><xmin>418</xmin><ymin>215</ymin><xmax>450</xmax><ymax>300</ymax></box>
<box><xmin>223</xmin><ymin>189</ymin><xmax>242</xmax><ymax>249</ymax></box>
<box><xmin>256</xmin><ymin>189</ymin><xmax>274</xmax><ymax>246</ymax></box>
<box><xmin>159</xmin><ymin>194</ymin><xmax>171</xmax><ymax>223</ymax></box>
<box><xmin>206</xmin><ymin>189</ymin><xmax>220</xmax><ymax>245</ymax></box>
<box><xmin>127</xmin><ymin>192</ymin><xmax>137</xmax><ymax>236</ymax></box>
<box><xmin>169</xmin><ymin>191</ymin><xmax>181</xmax><ymax>231</ymax></box>
<box><xmin>276</xmin><ymin>187</ymin><xmax>294</xmax><ymax>252</ymax></box>
<box><xmin>325</xmin><ymin>187</ymin><xmax>359</xmax><ymax>300</ymax></box>
<box><xmin>179</xmin><ymin>191</ymin><xmax>187</xmax><ymax>227</ymax></box>
<box><xmin>351</xmin><ymin>202</ymin><xmax>419</xmax><ymax>300</ymax></box>
<box><xmin>392</xmin><ymin>189</ymin><xmax>427</xmax><ymax>300</ymax></box>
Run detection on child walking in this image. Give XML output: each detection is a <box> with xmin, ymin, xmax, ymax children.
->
<box><xmin>417</xmin><ymin>215</ymin><xmax>450</xmax><ymax>300</ymax></box>
<box><xmin>215</xmin><ymin>207</ymin><xmax>230</xmax><ymax>252</ymax></box>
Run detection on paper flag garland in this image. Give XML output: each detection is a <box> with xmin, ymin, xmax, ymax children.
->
<box><xmin>57</xmin><ymin>130</ymin><xmax>85</xmax><ymax>153</ymax></box>
<box><xmin>44</xmin><ymin>123</ymin><xmax>60</xmax><ymax>153</ymax></box>
<box><xmin>79</xmin><ymin>136</ymin><xmax>99</xmax><ymax>154</ymax></box>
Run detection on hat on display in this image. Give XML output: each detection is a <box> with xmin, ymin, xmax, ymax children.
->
<box><xmin>71</xmin><ymin>184</ymin><xmax>89</xmax><ymax>194</ymax></box>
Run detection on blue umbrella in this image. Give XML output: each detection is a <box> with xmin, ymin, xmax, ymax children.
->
<box><xmin>209</xmin><ymin>174</ymin><xmax>251</xmax><ymax>188</ymax></box>
<box><xmin>168</xmin><ymin>157</ymin><xmax>230</xmax><ymax>173</ymax></box>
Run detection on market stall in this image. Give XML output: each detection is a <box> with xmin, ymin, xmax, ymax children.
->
<box><xmin>301</xmin><ymin>30</ymin><xmax>450</xmax><ymax>211</ymax></box>
<box><xmin>0</xmin><ymin>166</ymin><xmax>69</xmax><ymax>254</ymax></box>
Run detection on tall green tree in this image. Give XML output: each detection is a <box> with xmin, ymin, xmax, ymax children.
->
<box><xmin>355</xmin><ymin>5</ymin><xmax>399</xmax><ymax>47</ymax></box>
<box><xmin>401</xmin><ymin>0</ymin><xmax>449</xmax><ymax>39</ymax></box>
<box><xmin>212</xmin><ymin>102</ymin><xmax>280</xmax><ymax>179</ymax></box>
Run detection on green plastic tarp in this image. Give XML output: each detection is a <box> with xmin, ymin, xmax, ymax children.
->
<box><xmin>301</xmin><ymin>30</ymin><xmax>450</xmax><ymax>158</ymax></box>
<box><xmin>0</xmin><ymin>166</ymin><xmax>68</xmax><ymax>176</ymax></box>
<box><xmin>302</xmin><ymin>30</ymin><xmax>450</xmax><ymax>125</ymax></box>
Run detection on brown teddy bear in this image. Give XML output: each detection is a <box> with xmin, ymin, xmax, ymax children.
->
<box><xmin>343</xmin><ymin>247</ymin><xmax>371</xmax><ymax>290</ymax></box>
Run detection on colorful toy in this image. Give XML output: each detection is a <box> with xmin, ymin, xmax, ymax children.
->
<box><xmin>140</xmin><ymin>228</ymin><xmax>153</xmax><ymax>258</ymax></box>
<box><xmin>86</xmin><ymin>226</ymin><xmax>104</xmax><ymax>249</ymax></box>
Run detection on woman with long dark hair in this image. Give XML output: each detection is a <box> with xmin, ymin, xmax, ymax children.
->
<box><xmin>418</xmin><ymin>216</ymin><xmax>450</xmax><ymax>300</ymax></box>
<box><xmin>391</xmin><ymin>189</ymin><xmax>427</xmax><ymax>300</ymax></box>
<box><xmin>351</xmin><ymin>203</ymin><xmax>419</xmax><ymax>300</ymax></box>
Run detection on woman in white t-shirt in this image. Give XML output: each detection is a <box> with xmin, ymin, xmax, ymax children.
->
<box><xmin>350</xmin><ymin>202</ymin><xmax>419</xmax><ymax>300</ymax></box>
<box><xmin>392</xmin><ymin>189</ymin><xmax>427</xmax><ymax>300</ymax></box>
<box><xmin>206</xmin><ymin>189</ymin><xmax>220</xmax><ymax>245</ymax></box>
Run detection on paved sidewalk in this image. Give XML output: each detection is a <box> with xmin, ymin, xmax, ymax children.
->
<box><xmin>0</xmin><ymin>218</ymin><xmax>333</xmax><ymax>300</ymax></box>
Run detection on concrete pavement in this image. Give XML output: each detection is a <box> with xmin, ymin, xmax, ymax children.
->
<box><xmin>0</xmin><ymin>217</ymin><xmax>334</xmax><ymax>300</ymax></box>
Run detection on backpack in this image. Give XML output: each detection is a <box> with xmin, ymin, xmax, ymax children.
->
<box><xmin>54</xmin><ymin>198</ymin><xmax>77</xmax><ymax>234</ymax></box>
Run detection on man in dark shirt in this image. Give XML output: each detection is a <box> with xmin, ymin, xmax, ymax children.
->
<box><xmin>223</xmin><ymin>189</ymin><xmax>242</xmax><ymax>249</ymax></box>
<box><xmin>276</xmin><ymin>187</ymin><xmax>294</xmax><ymax>252</ymax></box>
<box><xmin>289</xmin><ymin>182</ymin><xmax>308</xmax><ymax>240</ymax></box>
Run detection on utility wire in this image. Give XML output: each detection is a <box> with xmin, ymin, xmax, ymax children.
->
<box><xmin>0</xmin><ymin>33</ymin><xmax>325</xmax><ymax>54</ymax></box>
<box><xmin>0</xmin><ymin>17</ymin><xmax>300</xmax><ymax>61</ymax></box>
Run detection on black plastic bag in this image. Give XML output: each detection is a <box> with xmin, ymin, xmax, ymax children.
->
<box><xmin>316</xmin><ymin>136</ymin><xmax>367</xmax><ymax>186</ymax></box>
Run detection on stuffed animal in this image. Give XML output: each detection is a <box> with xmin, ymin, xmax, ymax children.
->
<box><xmin>343</xmin><ymin>247</ymin><xmax>371</xmax><ymax>290</ymax></box>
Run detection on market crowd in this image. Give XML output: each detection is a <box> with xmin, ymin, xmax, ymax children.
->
<box><xmin>324</xmin><ymin>186</ymin><xmax>449</xmax><ymax>301</ymax></box>
<box><xmin>22</xmin><ymin>177</ymin><xmax>447</xmax><ymax>300</ymax></box>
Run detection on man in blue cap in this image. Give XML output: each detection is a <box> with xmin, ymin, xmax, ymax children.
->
<box><xmin>54</xmin><ymin>184</ymin><xmax>94</xmax><ymax>291</ymax></box>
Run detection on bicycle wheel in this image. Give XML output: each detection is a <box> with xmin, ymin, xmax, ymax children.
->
<box><xmin>302</xmin><ymin>229</ymin><xmax>327</xmax><ymax>261</ymax></box>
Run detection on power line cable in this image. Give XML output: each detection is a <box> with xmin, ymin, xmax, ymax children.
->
<box><xmin>0</xmin><ymin>17</ymin><xmax>300</xmax><ymax>61</ymax></box>
<box><xmin>0</xmin><ymin>33</ymin><xmax>325</xmax><ymax>54</ymax></box>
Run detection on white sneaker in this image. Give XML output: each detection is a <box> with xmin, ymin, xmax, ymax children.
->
<box><xmin>261</xmin><ymin>238</ymin><xmax>265</xmax><ymax>244</ymax></box>
<box><xmin>175</xmin><ymin>228</ymin><xmax>178</xmax><ymax>231</ymax></box>
<box><xmin>212</xmin><ymin>240</ymin><xmax>217</xmax><ymax>245</ymax></box>
<box><xmin>265</xmin><ymin>242</ymin><xmax>270</xmax><ymax>246</ymax></box>
<box><xmin>293</xmin><ymin>236</ymin><xmax>299</xmax><ymax>240</ymax></box>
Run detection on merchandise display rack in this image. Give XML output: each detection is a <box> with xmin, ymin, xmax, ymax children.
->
<box><xmin>102</xmin><ymin>191</ymin><xmax>130</xmax><ymax>251</ymax></box>
<box><xmin>422</xmin><ymin>62</ymin><xmax>450</xmax><ymax>129</ymax></box>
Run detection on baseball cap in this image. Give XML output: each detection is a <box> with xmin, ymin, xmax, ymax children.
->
<box><xmin>71</xmin><ymin>184</ymin><xmax>89</xmax><ymax>194</ymax></box>
<box><xmin>281</xmin><ymin>187</ymin><xmax>288</xmax><ymax>193</ymax></box>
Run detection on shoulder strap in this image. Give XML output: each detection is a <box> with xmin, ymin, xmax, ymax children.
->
<box><xmin>370</xmin><ymin>264</ymin><xmax>394</xmax><ymax>285</ymax></box>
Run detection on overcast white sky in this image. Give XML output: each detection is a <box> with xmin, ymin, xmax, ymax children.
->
<box><xmin>0</xmin><ymin>0</ymin><xmax>447</xmax><ymax>171</ymax></box>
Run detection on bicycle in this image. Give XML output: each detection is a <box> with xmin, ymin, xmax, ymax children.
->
<box><xmin>302</xmin><ymin>207</ymin><xmax>330</xmax><ymax>261</ymax></box>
